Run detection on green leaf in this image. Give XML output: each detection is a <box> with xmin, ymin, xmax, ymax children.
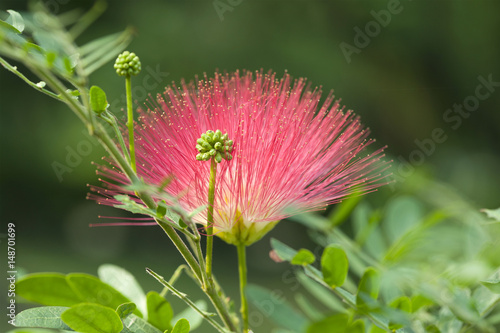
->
<box><xmin>171</xmin><ymin>300</ymin><xmax>206</xmax><ymax>331</ymax></box>
<box><xmin>156</xmin><ymin>200</ymin><xmax>167</xmax><ymax>218</ymax></box>
<box><xmin>356</xmin><ymin>267</ymin><xmax>380</xmax><ymax>310</ymax></box>
<box><xmin>63</xmin><ymin>56</ymin><xmax>74</xmax><ymax>75</ymax></box>
<box><xmin>178</xmin><ymin>218</ymin><xmax>188</xmax><ymax>229</ymax></box>
<box><xmin>66</xmin><ymin>273</ymin><xmax>141</xmax><ymax>317</ymax></box>
<box><xmin>347</xmin><ymin>319</ymin><xmax>365</xmax><ymax>333</ymax></box>
<box><xmin>390</xmin><ymin>296</ymin><xmax>411</xmax><ymax>313</ymax></box>
<box><xmin>0</xmin><ymin>19</ymin><xmax>21</xmax><ymax>34</ymax></box>
<box><xmin>46</xmin><ymin>52</ymin><xmax>57</xmax><ymax>68</ymax></box>
<box><xmin>90</xmin><ymin>85</ymin><xmax>108</xmax><ymax>113</ymax></box>
<box><xmin>246</xmin><ymin>284</ymin><xmax>308</xmax><ymax>332</ymax></box>
<box><xmin>98</xmin><ymin>264</ymin><xmax>147</xmax><ymax>316</ymax></box>
<box><xmin>389</xmin><ymin>296</ymin><xmax>412</xmax><ymax>330</ymax></box>
<box><xmin>369</xmin><ymin>325</ymin><xmax>386</xmax><ymax>333</ymax></box>
<box><xmin>147</xmin><ymin>291</ymin><xmax>173</xmax><ymax>331</ymax></box>
<box><xmin>6</xmin><ymin>329</ymin><xmax>74</xmax><ymax>333</ymax></box>
<box><xmin>114</xmin><ymin>195</ymin><xmax>157</xmax><ymax>217</ymax></box>
<box><xmin>16</xmin><ymin>273</ymin><xmax>83</xmax><ymax>306</ymax></box>
<box><xmin>15</xmin><ymin>306</ymin><xmax>71</xmax><ymax>329</ymax></box>
<box><xmin>80</xmin><ymin>32</ymin><xmax>126</xmax><ymax>56</ymax></box>
<box><xmin>270</xmin><ymin>238</ymin><xmax>298</xmax><ymax>262</ymax></box>
<box><xmin>117</xmin><ymin>302</ymin><xmax>136</xmax><ymax>319</ymax></box>
<box><xmin>6</xmin><ymin>10</ymin><xmax>24</xmax><ymax>33</ymax></box>
<box><xmin>321</xmin><ymin>245</ymin><xmax>348</xmax><ymax>288</ymax></box>
<box><xmin>82</xmin><ymin>27</ymin><xmax>134</xmax><ymax>75</ymax></box>
<box><xmin>382</xmin><ymin>196</ymin><xmax>423</xmax><ymax>245</ymax></box>
<box><xmin>291</xmin><ymin>249</ymin><xmax>315</xmax><ymax>266</ymax></box>
<box><xmin>171</xmin><ymin>318</ymin><xmax>190</xmax><ymax>333</ymax></box>
<box><xmin>480</xmin><ymin>279</ymin><xmax>500</xmax><ymax>294</ymax></box>
<box><xmin>306</xmin><ymin>313</ymin><xmax>349</xmax><ymax>333</ymax></box>
<box><xmin>352</xmin><ymin>202</ymin><xmax>385</xmax><ymax>259</ymax></box>
<box><xmin>410</xmin><ymin>294</ymin><xmax>434</xmax><ymax>313</ymax></box>
<box><xmin>61</xmin><ymin>303</ymin><xmax>123</xmax><ymax>333</ymax></box>
<box><xmin>24</xmin><ymin>42</ymin><xmax>45</xmax><ymax>54</ymax></box>
<box><xmin>473</xmin><ymin>285</ymin><xmax>500</xmax><ymax>317</ymax></box>
<box><xmin>122</xmin><ymin>314</ymin><xmax>163</xmax><ymax>333</ymax></box>
<box><xmin>481</xmin><ymin>207</ymin><xmax>500</xmax><ymax>222</ymax></box>
<box><xmin>437</xmin><ymin>307</ymin><xmax>463</xmax><ymax>332</ymax></box>
<box><xmin>425</xmin><ymin>324</ymin><xmax>441</xmax><ymax>333</ymax></box>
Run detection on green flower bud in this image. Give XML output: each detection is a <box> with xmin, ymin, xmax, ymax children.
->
<box><xmin>195</xmin><ymin>129</ymin><xmax>234</xmax><ymax>163</ymax></box>
<box><xmin>114</xmin><ymin>51</ymin><xmax>142</xmax><ymax>77</ymax></box>
<box><xmin>215</xmin><ymin>152</ymin><xmax>222</xmax><ymax>163</ymax></box>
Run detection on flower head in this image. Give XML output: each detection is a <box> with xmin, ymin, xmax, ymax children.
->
<box><xmin>114</xmin><ymin>51</ymin><xmax>141</xmax><ymax>77</ymax></box>
<box><xmin>92</xmin><ymin>70</ymin><xmax>390</xmax><ymax>245</ymax></box>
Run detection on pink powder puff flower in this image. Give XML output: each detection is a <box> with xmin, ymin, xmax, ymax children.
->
<box><xmin>92</xmin><ymin>70</ymin><xmax>390</xmax><ymax>246</ymax></box>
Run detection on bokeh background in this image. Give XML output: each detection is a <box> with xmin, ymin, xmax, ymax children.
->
<box><xmin>1</xmin><ymin>0</ymin><xmax>500</xmax><ymax>331</ymax></box>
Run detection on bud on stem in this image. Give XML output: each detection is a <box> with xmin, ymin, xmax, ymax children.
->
<box><xmin>196</xmin><ymin>130</ymin><xmax>233</xmax><ymax>163</ymax></box>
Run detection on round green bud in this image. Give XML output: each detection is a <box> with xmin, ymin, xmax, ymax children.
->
<box><xmin>114</xmin><ymin>51</ymin><xmax>142</xmax><ymax>77</ymax></box>
<box><xmin>215</xmin><ymin>152</ymin><xmax>222</xmax><ymax>163</ymax></box>
<box><xmin>195</xmin><ymin>129</ymin><xmax>234</xmax><ymax>163</ymax></box>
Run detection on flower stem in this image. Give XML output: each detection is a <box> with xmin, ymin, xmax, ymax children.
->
<box><xmin>100</xmin><ymin>111</ymin><xmax>130</xmax><ymax>162</ymax></box>
<box><xmin>125</xmin><ymin>75</ymin><xmax>137</xmax><ymax>172</ymax></box>
<box><xmin>237</xmin><ymin>243</ymin><xmax>249</xmax><ymax>333</ymax></box>
<box><xmin>205</xmin><ymin>157</ymin><xmax>217</xmax><ymax>279</ymax></box>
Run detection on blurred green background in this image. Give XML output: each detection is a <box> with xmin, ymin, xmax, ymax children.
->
<box><xmin>1</xmin><ymin>0</ymin><xmax>499</xmax><ymax>331</ymax></box>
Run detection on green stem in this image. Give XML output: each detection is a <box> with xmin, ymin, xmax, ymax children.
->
<box><xmin>0</xmin><ymin>57</ymin><xmax>62</xmax><ymax>101</ymax></box>
<box><xmin>147</xmin><ymin>268</ymin><xmax>229</xmax><ymax>333</ymax></box>
<box><xmin>100</xmin><ymin>111</ymin><xmax>130</xmax><ymax>162</ymax></box>
<box><xmin>205</xmin><ymin>283</ymin><xmax>238</xmax><ymax>332</ymax></box>
<box><xmin>205</xmin><ymin>157</ymin><xmax>217</xmax><ymax>279</ymax></box>
<box><xmin>151</xmin><ymin>219</ymin><xmax>203</xmax><ymax>284</ymax></box>
<box><xmin>160</xmin><ymin>264</ymin><xmax>189</xmax><ymax>298</ymax></box>
<box><xmin>237</xmin><ymin>243</ymin><xmax>249</xmax><ymax>333</ymax></box>
<box><xmin>125</xmin><ymin>75</ymin><xmax>136</xmax><ymax>172</ymax></box>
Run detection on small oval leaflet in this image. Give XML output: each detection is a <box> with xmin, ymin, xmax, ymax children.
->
<box><xmin>171</xmin><ymin>318</ymin><xmax>190</xmax><ymax>333</ymax></box>
<box><xmin>291</xmin><ymin>249</ymin><xmax>316</xmax><ymax>266</ymax></box>
<box><xmin>90</xmin><ymin>85</ymin><xmax>108</xmax><ymax>113</ymax></box>
<box><xmin>321</xmin><ymin>245</ymin><xmax>349</xmax><ymax>288</ymax></box>
<box><xmin>61</xmin><ymin>303</ymin><xmax>123</xmax><ymax>333</ymax></box>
